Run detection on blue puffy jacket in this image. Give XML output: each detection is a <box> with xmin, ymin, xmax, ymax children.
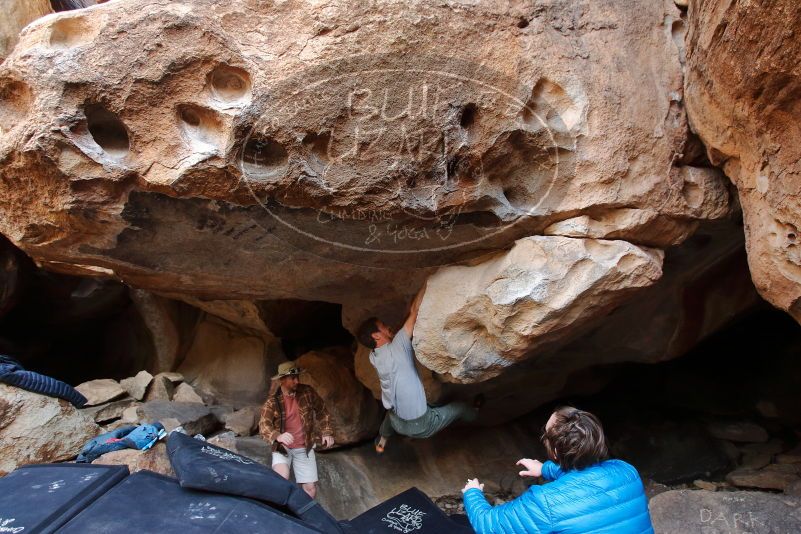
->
<box><xmin>463</xmin><ymin>459</ymin><xmax>653</xmax><ymax>534</ymax></box>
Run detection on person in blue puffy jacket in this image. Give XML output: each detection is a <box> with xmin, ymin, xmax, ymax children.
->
<box><xmin>462</xmin><ymin>406</ymin><xmax>654</xmax><ymax>534</ymax></box>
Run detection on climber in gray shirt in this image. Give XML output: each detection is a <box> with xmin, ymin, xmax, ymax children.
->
<box><xmin>358</xmin><ymin>284</ymin><xmax>478</xmax><ymax>453</ymax></box>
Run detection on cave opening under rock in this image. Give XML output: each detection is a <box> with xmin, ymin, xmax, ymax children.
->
<box><xmin>3</xmin><ymin>0</ymin><xmax>801</xmax><ymax>528</ymax></box>
<box><xmin>2</xmin><ymin>231</ymin><xmax>801</xmax><ymax>517</ymax></box>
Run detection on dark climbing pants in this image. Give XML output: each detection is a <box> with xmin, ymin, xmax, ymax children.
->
<box><xmin>379</xmin><ymin>403</ymin><xmax>477</xmax><ymax>439</ymax></box>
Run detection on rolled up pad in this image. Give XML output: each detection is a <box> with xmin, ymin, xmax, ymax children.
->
<box><xmin>0</xmin><ymin>463</ymin><xmax>129</xmax><ymax>533</ymax></box>
<box><xmin>167</xmin><ymin>432</ymin><xmax>343</xmax><ymax>533</ymax></box>
<box><xmin>58</xmin><ymin>470</ymin><xmax>323</xmax><ymax>533</ymax></box>
<box><xmin>346</xmin><ymin>487</ymin><xmax>474</xmax><ymax>533</ymax></box>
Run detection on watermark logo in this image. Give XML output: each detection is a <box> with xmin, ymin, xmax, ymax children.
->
<box><xmin>200</xmin><ymin>445</ymin><xmax>255</xmax><ymax>465</ymax></box>
<box><xmin>381</xmin><ymin>504</ymin><xmax>426</xmax><ymax>533</ymax></box>
<box><xmin>239</xmin><ymin>54</ymin><xmax>574</xmax><ymax>267</ymax></box>
<box><xmin>0</xmin><ymin>518</ymin><xmax>24</xmax><ymax>533</ymax></box>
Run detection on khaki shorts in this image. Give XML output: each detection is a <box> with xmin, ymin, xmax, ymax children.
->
<box><xmin>272</xmin><ymin>447</ymin><xmax>318</xmax><ymax>484</ymax></box>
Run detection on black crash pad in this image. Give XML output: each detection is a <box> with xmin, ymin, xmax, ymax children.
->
<box><xmin>0</xmin><ymin>463</ymin><xmax>129</xmax><ymax>534</ymax></box>
<box><xmin>346</xmin><ymin>488</ymin><xmax>474</xmax><ymax>533</ymax></box>
<box><xmin>58</xmin><ymin>470</ymin><xmax>324</xmax><ymax>533</ymax></box>
<box><xmin>167</xmin><ymin>432</ymin><xmax>343</xmax><ymax>533</ymax></box>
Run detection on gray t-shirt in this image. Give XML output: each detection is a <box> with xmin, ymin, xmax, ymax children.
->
<box><xmin>369</xmin><ymin>328</ymin><xmax>427</xmax><ymax>420</ymax></box>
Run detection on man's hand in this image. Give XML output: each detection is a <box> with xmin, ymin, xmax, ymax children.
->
<box><xmin>276</xmin><ymin>432</ymin><xmax>295</xmax><ymax>447</ymax></box>
<box><xmin>516</xmin><ymin>458</ymin><xmax>543</xmax><ymax>478</ymax></box>
<box><xmin>321</xmin><ymin>435</ymin><xmax>334</xmax><ymax>448</ymax></box>
<box><xmin>462</xmin><ymin>478</ymin><xmax>484</xmax><ymax>493</ymax></box>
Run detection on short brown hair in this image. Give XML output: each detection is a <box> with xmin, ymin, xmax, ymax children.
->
<box><xmin>542</xmin><ymin>406</ymin><xmax>609</xmax><ymax>471</ymax></box>
<box><xmin>357</xmin><ymin>317</ymin><xmax>381</xmax><ymax>349</ymax></box>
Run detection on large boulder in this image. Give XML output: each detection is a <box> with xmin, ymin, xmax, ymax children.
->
<box><xmin>650</xmin><ymin>489</ymin><xmax>801</xmax><ymax>534</ymax></box>
<box><xmin>0</xmin><ymin>384</ymin><xmax>99</xmax><ymax>475</ymax></box>
<box><xmin>414</xmin><ymin>236</ymin><xmax>663</xmax><ymax>382</ymax></box>
<box><xmin>0</xmin><ymin>0</ymin><xmax>755</xmax><ymax>416</ymax></box>
<box><xmin>297</xmin><ymin>350</ymin><xmax>383</xmax><ymax>446</ymax></box>
<box><xmin>685</xmin><ymin>0</ymin><xmax>801</xmax><ymax>322</ymax></box>
<box><xmin>0</xmin><ymin>0</ymin><xmax>726</xmax><ymax>325</ymax></box>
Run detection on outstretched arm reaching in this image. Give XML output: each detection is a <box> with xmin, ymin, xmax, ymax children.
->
<box><xmin>402</xmin><ymin>283</ymin><xmax>427</xmax><ymax>338</ymax></box>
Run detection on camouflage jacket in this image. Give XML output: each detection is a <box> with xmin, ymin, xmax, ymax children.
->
<box><xmin>258</xmin><ymin>383</ymin><xmax>333</xmax><ymax>453</ymax></box>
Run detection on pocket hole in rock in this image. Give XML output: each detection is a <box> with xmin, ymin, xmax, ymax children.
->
<box><xmin>49</xmin><ymin>16</ymin><xmax>100</xmax><ymax>48</ymax></box>
<box><xmin>460</xmin><ymin>103</ymin><xmax>477</xmax><ymax>130</ymax></box>
<box><xmin>242</xmin><ymin>136</ymin><xmax>288</xmax><ymax>178</ymax></box>
<box><xmin>177</xmin><ymin>104</ymin><xmax>225</xmax><ymax>153</ymax></box>
<box><xmin>85</xmin><ymin>104</ymin><xmax>130</xmax><ymax>159</ymax></box>
<box><xmin>302</xmin><ymin>132</ymin><xmax>331</xmax><ymax>173</ymax></box>
<box><xmin>209</xmin><ymin>65</ymin><xmax>252</xmax><ymax>105</ymax></box>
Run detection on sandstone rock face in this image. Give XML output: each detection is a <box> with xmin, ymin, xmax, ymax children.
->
<box><xmin>94</xmin><ymin>442</ymin><xmax>174</xmax><ymax>477</ymax></box>
<box><xmin>0</xmin><ymin>0</ymin><xmax>749</xmax><ymax>411</ymax></box>
<box><xmin>168</xmin><ymin>296</ymin><xmax>272</xmax><ymax>337</ymax></box>
<box><xmin>0</xmin><ymin>0</ymin><xmax>725</xmax><ymax>323</ymax></box>
<box><xmin>415</xmin><ymin>236</ymin><xmax>663</xmax><ymax>382</ymax></box>
<box><xmin>685</xmin><ymin>0</ymin><xmax>801</xmax><ymax>321</ymax></box>
<box><xmin>0</xmin><ymin>0</ymin><xmax>51</xmax><ymax>60</ymax></box>
<box><xmin>650</xmin><ymin>490</ymin><xmax>801</xmax><ymax>534</ymax></box>
<box><xmin>297</xmin><ymin>350</ymin><xmax>383</xmax><ymax>446</ymax></box>
<box><xmin>0</xmin><ymin>384</ymin><xmax>99</xmax><ymax>475</ymax></box>
<box><xmin>129</xmin><ymin>290</ymin><xmax>182</xmax><ymax>373</ymax></box>
<box><xmin>177</xmin><ymin>317</ymin><xmax>281</xmax><ymax>407</ymax></box>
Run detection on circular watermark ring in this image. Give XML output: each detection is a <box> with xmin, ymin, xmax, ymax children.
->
<box><xmin>238</xmin><ymin>54</ymin><xmax>574</xmax><ymax>266</ymax></box>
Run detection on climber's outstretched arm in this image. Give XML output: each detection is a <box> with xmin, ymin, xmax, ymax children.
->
<box><xmin>402</xmin><ymin>283</ymin><xmax>427</xmax><ymax>338</ymax></box>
